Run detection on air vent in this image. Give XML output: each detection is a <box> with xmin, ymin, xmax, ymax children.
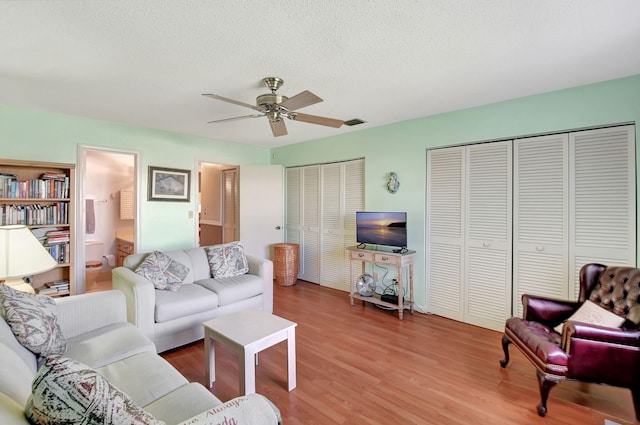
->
<box><xmin>344</xmin><ymin>118</ymin><xmax>366</xmax><ymax>127</ymax></box>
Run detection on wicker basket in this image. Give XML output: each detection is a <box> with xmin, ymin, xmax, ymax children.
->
<box><xmin>273</xmin><ymin>243</ymin><xmax>299</xmax><ymax>286</ymax></box>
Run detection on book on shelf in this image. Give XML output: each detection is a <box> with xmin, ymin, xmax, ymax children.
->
<box><xmin>36</xmin><ymin>280</ymin><xmax>70</xmax><ymax>296</ymax></box>
<box><xmin>0</xmin><ymin>174</ymin><xmax>69</xmax><ymax>199</ymax></box>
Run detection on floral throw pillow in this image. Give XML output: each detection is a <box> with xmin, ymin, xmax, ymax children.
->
<box><xmin>205</xmin><ymin>241</ymin><xmax>249</xmax><ymax>278</ymax></box>
<box><xmin>134</xmin><ymin>251</ymin><xmax>190</xmax><ymax>291</ymax></box>
<box><xmin>24</xmin><ymin>356</ymin><xmax>165</xmax><ymax>425</ymax></box>
<box><xmin>0</xmin><ymin>285</ymin><xmax>67</xmax><ymax>357</ymax></box>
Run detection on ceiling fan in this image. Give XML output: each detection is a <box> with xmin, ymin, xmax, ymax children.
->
<box><xmin>202</xmin><ymin>77</ymin><xmax>344</xmax><ymax>137</ymax></box>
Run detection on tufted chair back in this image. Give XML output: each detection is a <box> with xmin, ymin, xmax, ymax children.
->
<box><xmin>587</xmin><ymin>266</ymin><xmax>640</xmax><ymax>329</ymax></box>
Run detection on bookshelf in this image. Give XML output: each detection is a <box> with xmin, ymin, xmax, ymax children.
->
<box><xmin>0</xmin><ymin>159</ymin><xmax>75</xmax><ymax>296</ymax></box>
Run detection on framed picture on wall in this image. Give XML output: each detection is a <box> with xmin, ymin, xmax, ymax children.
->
<box><xmin>148</xmin><ymin>166</ymin><xmax>191</xmax><ymax>202</ymax></box>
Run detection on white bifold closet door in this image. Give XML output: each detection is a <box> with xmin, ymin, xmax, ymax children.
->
<box><xmin>568</xmin><ymin>126</ymin><xmax>636</xmax><ymax>299</ymax></box>
<box><xmin>512</xmin><ymin>134</ymin><xmax>569</xmax><ymax>317</ymax></box>
<box><xmin>464</xmin><ymin>142</ymin><xmax>512</xmax><ymax>331</ymax></box>
<box><xmin>427</xmin><ymin>141</ymin><xmax>512</xmax><ymax>331</ymax></box>
<box><xmin>285</xmin><ymin>159</ymin><xmax>364</xmax><ymax>289</ymax></box>
<box><xmin>513</xmin><ymin>125</ymin><xmax>636</xmax><ymax>315</ymax></box>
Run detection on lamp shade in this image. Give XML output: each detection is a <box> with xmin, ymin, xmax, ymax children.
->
<box><xmin>0</xmin><ymin>225</ymin><xmax>58</xmax><ymax>280</ymax></box>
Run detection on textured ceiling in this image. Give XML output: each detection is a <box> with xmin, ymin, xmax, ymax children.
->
<box><xmin>1</xmin><ymin>1</ymin><xmax>640</xmax><ymax>148</ymax></box>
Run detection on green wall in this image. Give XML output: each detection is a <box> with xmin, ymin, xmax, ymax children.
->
<box><xmin>272</xmin><ymin>74</ymin><xmax>640</xmax><ymax>310</ymax></box>
<box><xmin>0</xmin><ymin>106</ymin><xmax>271</xmax><ymax>251</ymax></box>
<box><xmin>2</xmin><ymin>75</ymin><xmax>638</xmax><ymax>308</ymax></box>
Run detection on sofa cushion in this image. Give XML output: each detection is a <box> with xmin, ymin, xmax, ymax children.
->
<box><xmin>142</xmin><ymin>383</ymin><xmax>222</xmax><ymax>425</ymax></box>
<box><xmin>205</xmin><ymin>241</ymin><xmax>249</xmax><ymax>278</ymax></box>
<box><xmin>0</xmin><ymin>285</ymin><xmax>66</xmax><ymax>357</ymax></box>
<box><xmin>135</xmin><ymin>251</ymin><xmax>191</xmax><ymax>291</ymax></box>
<box><xmin>195</xmin><ymin>274</ymin><xmax>264</xmax><ymax>306</ymax></box>
<box><xmin>155</xmin><ymin>284</ymin><xmax>218</xmax><ymax>323</ymax></box>
<box><xmin>65</xmin><ymin>322</ymin><xmax>156</xmax><ymax>369</ymax></box>
<box><xmin>0</xmin><ymin>343</ymin><xmax>36</xmax><ymax>407</ymax></box>
<box><xmin>97</xmin><ymin>351</ymin><xmax>187</xmax><ymax>408</ymax></box>
<box><xmin>184</xmin><ymin>246</ymin><xmax>213</xmax><ymax>281</ymax></box>
<box><xmin>0</xmin><ymin>316</ymin><xmax>37</xmax><ymax>374</ymax></box>
<box><xmin>24</xmin><ymin>356</ymin><xmax>164</xmax><ymax>425</ymax></box>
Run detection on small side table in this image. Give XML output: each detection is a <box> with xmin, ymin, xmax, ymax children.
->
<box><xmin>203</xmin><ymin>309</ymin><xmax>297</xmax><ymax>395</ymax></box>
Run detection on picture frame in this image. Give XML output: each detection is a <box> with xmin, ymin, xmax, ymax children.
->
<box><xmin>148</xmin><ymin>166</ymin><xmax>191</xmax><ymax>202</ymax></box>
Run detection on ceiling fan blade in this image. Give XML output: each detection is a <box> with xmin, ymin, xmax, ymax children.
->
<box><xmin>208</xmin><ymin>114</ymin><xmax>263</xmax><ymax>124</ymax></box>
<box><xmin>279</xmin><ymin>90</ymin><xmax>323</xmax><ymax>111</ymax></box>
<box><xmin>269</xmin><ymin>119</ymin><xmax>288</xmax><ymax>137</ymax></box>
<box><xmin>202</xmin><ymin>93</ymin><xmax>261</xmax><ymax>111</ymax></box>
<box><xmin>289</xmin><ymin>112</ymin><xmax>344</xmax><ymax>128</ymax></box>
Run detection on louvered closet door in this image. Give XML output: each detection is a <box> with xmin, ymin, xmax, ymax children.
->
<box><xmin>569</xmin><ymin>125</ymin><xmax>636</xmax><ymax>299</ymax></box>
<box><xmin>222</xmin><ymin>168</ymin><xmax>239</xmax><ymax>243</ymax></box>
<box><xmin>320</xmin><ymin>163</ymin><xmax>343</xmax><ymax>290</ymax></box>
<box><xmin>513</xmin><ymin>134</ymin><xmax>569</xmax><ymax>316</ymax></box>
<box><xmin>285</xmin><ymin>167</ymin><xmax>302</xmax><ymax>254</ymax></box>
<box><xmin>301</xmin><ymin>166</ymin><xmax>320</xmax><ymax>283</ymax></box>
<box><xmin>343</xmin><ymin>159</ymin><xmax>365</xmax><ymax>288</ymax></box>
<box><xmin>427</xmin><ymin>147</ymin><xmax>464</xmax><ymax>321</ymax></box>
<box><xmin>464</xmin><ymin>141</ymin><xmax>512</xmax><ymax>331</ymax></box>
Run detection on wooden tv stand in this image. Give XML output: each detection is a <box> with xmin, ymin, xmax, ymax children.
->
<box><xmin>347</xmin><ymin>246</ymin><xmax>415</xmax><ymax>320</ymax></box>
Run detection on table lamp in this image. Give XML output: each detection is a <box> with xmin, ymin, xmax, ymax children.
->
<box><xmin>0</xmin><ymin>225</ymin><xmax>58</xmax><ymax>294</ymax></box>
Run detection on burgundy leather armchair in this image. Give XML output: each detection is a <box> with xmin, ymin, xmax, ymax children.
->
<box><xmin>500</xmin><ymin>263</ymin><xmax>640</xmax><ymax>419</ymax></box>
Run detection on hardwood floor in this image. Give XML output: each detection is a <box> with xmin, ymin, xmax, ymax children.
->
<box><xmin>161</xmin><ymin>281</ymin><xmax>637</xmax><ymax>424</ymax></box>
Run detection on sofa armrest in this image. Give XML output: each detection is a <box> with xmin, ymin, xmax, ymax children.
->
<box><xmin>177</xmin><ymin>393</ymin><xmax>281</xmax><ymax>425</ymax></box>
<box><xmin>522</xmin><ymin>294</ymin><xmax>580</xmax><ymax>326</ymax></box>
<box><xmin>55</xmin><ymin>290</ymin><xmax>127</xmax><ymax>339</ymax></box>
<box><xmin>246</xmin><ymin>255</ymin><xmax>274</xmax><ymax>314</ymax></box>
<box><xmin>111</xmin><ymin>266</ymin><xmax>156</xmax><ymax>342</ymax></box>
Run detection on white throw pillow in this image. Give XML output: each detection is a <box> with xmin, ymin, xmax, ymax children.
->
<box><xmin>205</xmin><ymin>242</ymin><xmax>249</xmax><ymax>278</ymax></box>
<box><xmin>24</xmin><ymin>356</ymin><xmax>165</xmax><ymax>425</ymax></box>
<box><xmin>554</xmin><ymin>300</ymin><xmax>625</xmax><ymax>334</ymax></box>
<box><xmin>0</xmin><ymin>284</ymin><xmax>67</xmax><ymax>357</ymax></box>
<box><xmin>134</xmin><ymin>251</ymin><xmax>190</xmax><ymax>291</ymax></box>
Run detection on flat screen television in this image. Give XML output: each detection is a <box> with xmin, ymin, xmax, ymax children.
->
<box><xmin>356</xmin><ymin>211</ymin><xmax>407</xmax><ymax>249</ymax></box>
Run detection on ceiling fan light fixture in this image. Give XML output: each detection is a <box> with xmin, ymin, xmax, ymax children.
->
<box><xmin>266</xmin><ymin>111</ymin><xmax>281</xmax><ymax>122</ymax></box>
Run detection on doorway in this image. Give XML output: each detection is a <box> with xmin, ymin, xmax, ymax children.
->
<box><xmin>198</xmin><ymin>162</ymin><xmax>238</xmax><ymax>246</ymax></box>
<box><xmin>77</xmin><ymin>146</ymin><xmax>137</xmax><ymax>293</ymax></box>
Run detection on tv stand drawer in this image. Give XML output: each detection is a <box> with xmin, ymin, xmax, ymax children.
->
<box><xmin>349</xmin><ymin>250</ymin><xmax>374</xmax><ymax>262</ymax></box>
<box><xmin>374</xmin><ymin>253</ymin><xmax>400</xmax><ymax>266</ymax></box>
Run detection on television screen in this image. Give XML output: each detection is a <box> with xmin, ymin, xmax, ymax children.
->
<box><xmin>356</xmin><ymin>211</ymin><xmax>407</xmax><ymax>248</ymax></box>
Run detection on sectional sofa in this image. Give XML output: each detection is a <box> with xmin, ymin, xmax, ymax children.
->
<box><xmin>0</xmin><ymin>288</ymin><xmax>281</xmax><ymax>425</ymax></box>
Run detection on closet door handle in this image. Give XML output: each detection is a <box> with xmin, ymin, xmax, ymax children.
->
<box><xmin>536</xmin><ymin>245</ymin><xmax>544</xmax><ymax>252</ymax></box>
<box><xmin>482</xmin><ymin>242</ymin><xmax>490</xmax><ymax>247</ymax></box>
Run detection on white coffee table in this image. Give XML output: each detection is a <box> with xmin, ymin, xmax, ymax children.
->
<box><xmin>203</xmin><ymin>309</ymin><xmax>297</xmax><ymax>395</ymax></box>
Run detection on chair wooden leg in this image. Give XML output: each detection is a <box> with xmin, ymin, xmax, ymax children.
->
<box><xmin>631</xmin><ymin>387</ymin><xmax>640</xmax><ymax>422</ymax></box>
<box><xmin>499</xmin><ymin>334</ymin><xmax>511</xmax><ymax>368</ymax></box>
<box><xmin>536</xmin><ymin>370</ymin><xmax>559</xmax><ymax>417</ymax></box>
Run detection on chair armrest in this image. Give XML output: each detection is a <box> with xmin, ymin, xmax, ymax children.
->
<box><xmin>564</xmin><ymin>322</ymin><xmax>640</xmax><ymax>387</ymax></box>
<box><xmin>55</xmin><ymin>290</ymin><xmax>127</xmax><ymax>339</ymax></box>
<box><xmin>111</xmin><ymin>266</ymin><xmax>156</xmax><ymax>342</ymax></box>
<box><xmin>565</xmin><ymin>321</ymin><xmax>640</xmax><ymax>347</ymax></box>
<box><xmin>522</xmin><ymin>294</ymin><xmax>580</xmax><ymax>326</ymax></box>
<box><xmin>246</xmin><ymin>255</ymin><xmax>274</xmax><ymax>314</ymax></box>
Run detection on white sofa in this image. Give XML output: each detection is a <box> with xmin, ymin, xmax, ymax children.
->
<box><xmin>112</xmin><ymin>245</ymin><xmax>274</xmax><ymax>353</ymax></box>
<box><xmin>0</xmin><ymin>290</ymin><xmax>280</xmax><ymax>425</ymax></box>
